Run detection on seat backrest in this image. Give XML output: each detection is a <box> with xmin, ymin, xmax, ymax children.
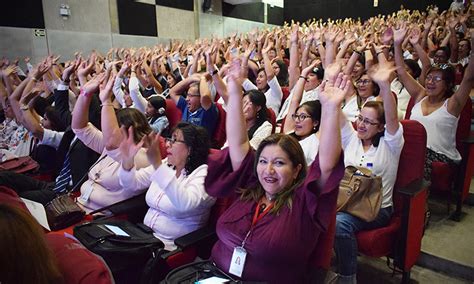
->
<box><xmin>0</xmin><ymin>186</ymin><xmax>29</xmax><ymax>212</ymax></box>
<box><xmin>392</xmin><ymin>120</ymin><xmax>427</xmax><ymax>215</ymax></box>
<box><xmin>165</xmin><ymin>99</ymin><xmax>182</xmax><ymax>129</ymax></box>
<box><xmin>405</xmin><ymin>97</ymin><xmax>472</xmax><ymax>159</ymax></box>
<box><xmin>267</xmin><ymin>108</ymin><xmax>277</xmax><ymax>133</ymax></box>
<box><xmin>281</xmin><ymin>86</ymin><xmax>290</xmax><ymax>105</ymax></box>
<box><xmin>212</xmin><ymin>103</ymin><xmax>227</xmax><ymax>149</ymax></box>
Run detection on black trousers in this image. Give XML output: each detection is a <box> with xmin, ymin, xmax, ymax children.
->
<box><xmin>0</xmin><ymin>171</ymin><xmax>57</xmax><ymax>204</ymax></box>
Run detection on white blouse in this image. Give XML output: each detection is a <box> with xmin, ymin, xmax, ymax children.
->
<box><xmin>118</xmin><ymin>162</ymin><xmax>215</xmax><ymax>250</ymax></box>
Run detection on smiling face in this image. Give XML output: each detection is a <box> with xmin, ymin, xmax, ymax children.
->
<box><xmin>145</xmin><ymin>102</ymin><xmax>157</xmax><ymax>117</ymax></box>
<box><xmin>256</xmin><ymin>144</ymin><xmax>301</xmax><ymax>197</ymax></box>
<box><xmin>433</xmin><ymin>49</ymin><xmax>448</xmax><ymax>64</ymax></box>
<box><xmin>425</xmin><ymin>70</ymin><xmax>447</xmax><ymax>98</ymax></box>
<box><xmin>185</xmin><ymin>84</ymin><xmax>201</xmax><ymax>112</ymax></box>
<box><xmin>304</xmin><ymin>72</ymin><xmax>321</xmax><ymax>91</ymax></box>
<box><xmin>356</xmin><ymin>107</ymin><xmax>384</xmax><ymax>144</ymax></box>
<box><xmin>167</xmin><ymin>74</ymin><xmax>177</xmax><ymax>88</ymax></box>
<box><xmin>272</xmin><ymin>62</ymin><xmax>281</xmax><ymax>76</ymax></box>
<box><xmin>458</xmin><ymin>40</ymin><xmax>470</xmax><ymax>57</ymax></box>
<box><xmin>293</xmin><ymin>106</ymin><xmax>318</xmax><ymax>138</ymax></box>
<box><xmin>166</xmin><ymin>129</ymin><xmax>190</xmax><ymax>170</ymax></box>
<box><xmin>256</xmin><ymin>70</ymin><xmax>268</xmax><ymax>90</ymax></box>
<box><xmin>352</xmin><ymin>61</ymin><xmax>364</xmax><ymax>79</ymax></box>
<box><xmin>356</xmin><ymin>74</ymin><xmax>375</xmax><ymax>100</ymax></box>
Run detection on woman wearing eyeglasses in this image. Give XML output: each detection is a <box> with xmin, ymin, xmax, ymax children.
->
<box><xmin>117</xmin><ymin>122</ymin><xmax>215</xmax><ymax>250</ymax></box>
<box><xmin>283</xmin><ymin>61</ymin><xmax>322</xmax><ymax>165</ymax></box>
<box><xmin>394</xmin><ymin>24</ymin><xmax>474</xmax><ymax>182</ymax></box>
<box><xmin>334</xmin><ymin>60</ymin><xmax>404</xmax><ymax>283</ymax></box>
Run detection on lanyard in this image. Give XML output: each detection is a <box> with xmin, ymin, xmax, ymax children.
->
<box><xmin>241</xmin><ymin>200</ymin><xmax>274</xmax><ymax>248</ymax></box>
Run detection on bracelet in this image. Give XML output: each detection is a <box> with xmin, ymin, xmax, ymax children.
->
<box><xmin>80</xmin><ymin>88</ymin><xmax>93</xmax><ymax>98</ymax></box>
<box><xmin>31</xmin><ymin>77</ymin><xmax>38</xmax><ymax>82</ymax></box>
<box><xmin>101</xmin><ymin>103</ymin><xmax>114</xmax><ymax>107</ymax></box>
<box><xmin>299</xmin><ymin>75</ymin><xmax>308</xmax><ymax>81</ymax></box>
<box><xmin>376</xmin><ymin>50</ymin><xmax>384</xmax><ymax>55</ymax></box>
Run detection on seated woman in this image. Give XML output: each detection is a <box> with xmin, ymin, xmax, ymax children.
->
<box><xmin>146</xmin><ymin>95</ymin><xmax>169</xmax><ymax>135</ymax></box>
<box><xmin>70</xmin><ymin>71</ymin><xmax>151</xmax><ymax>212</ymax></box>
<box><xmin>334</xmin><ymin>60</ymin><xmax>405</xmax><ymax>283</ymax></box>
<box><xmin>117</xmin><ymin>122</ymin><xmax>215</xmax><ymax>250</ymax></box>
<box><xmin>393</xmin><ymin>24</ymin><xmax>474</xmax><ymax>181</ymax></box>
<box><xmin>342</xmin><ymin>71</ymin><xmax>381</xmax><ymax>122</ymax></box>
<box><xmin>283</xmin><ymin>61</ymin><xmax>322</xmax><ymax>165</ymax></box>
<box><xmin>241</xmin><ymin>43</ymin><xmax>283</xmax><ymax>115</ymax></box>
<box><xmin>203</xmin><ymin>58</ymin><xmax>346</xmax><ymax>282</ymax></box>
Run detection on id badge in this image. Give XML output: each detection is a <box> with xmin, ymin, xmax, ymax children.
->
<box><xmin>229</xmin><ymin>246</ymin><xmax>247</xmax><ymax>277</ymax></box>
<box><xmin>78</xmin><ymin>183</ymin><xmax>94</xmax><ymax>203</ymax></box>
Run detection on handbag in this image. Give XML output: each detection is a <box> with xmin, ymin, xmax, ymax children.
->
<box><xmin>163</xmin><ymin>260</ymin><xmax>240</xmax><ymax>284</ymax></box>
<box><xmin>45</xmin><ymin>194</ymin><xmax>85</xmax><ymax>230</ymax></box>
<box><xmin>337</xmin><ymin>166</ymin><xmax>383</xmax><ymax>222</ymax></box>
<box><xmin>0</xmin><ymin>156</ymin><xmax>39</xmax><ymax>174</ymax></box>
<box><xmin>73</xmin><ymin>219</ymin><xmax>164</xmax><ymax>282</ymax></box>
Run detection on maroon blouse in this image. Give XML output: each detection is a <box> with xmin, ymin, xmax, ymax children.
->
<box><xmin>205</xmin><ymin>148</ymin><xmax>344</xmax><ymax>283</ymax></box>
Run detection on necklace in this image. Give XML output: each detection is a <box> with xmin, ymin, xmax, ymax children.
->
<box><xmin>265</xmin><ymin>192</ymin><xmax>276</xmax><ymax>201</ymax></box>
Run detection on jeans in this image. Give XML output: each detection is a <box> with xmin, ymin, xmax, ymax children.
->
<box><xmin>0</xmin><ymin>171</ymin><xmax>57</xmax><ymax>204</ymax></box>
<box><xmin>334</xmin><ymin>206</ymin><xmax>393</xmax><ymax>276</ymax></box>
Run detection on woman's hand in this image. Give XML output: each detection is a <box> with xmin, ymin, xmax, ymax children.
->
<box><xmin>144</xmin><ymin>132</ymin><xmax>162</xmax><ymax>169</ymax></box>
<box><xmin>319</xmin><ymin>72</ymin><xmax>350</xmax><ymax>108</ymax></box>
<box><xmin>409</xmin><ymin>26</ymin><xmax>421</xmax><ymax>45</ymax></box>
<box><xmin>393</xmin><ymin>22</ymin><xmax>408</xmax><ymax>45</ymax></box>
<box><xmin>119</xmin><ymin>126</ymin><xmax>145</xmax><ymax>171</ymax></box>
<box><xmin>368</xmin><ymin>61</ymin><xmax>397</xmax><ymax>87</ymax></box>
<box><xmin>99</xmin><ymin>71</ymin><xmax>116</xmax><ymax>103</ymax></box>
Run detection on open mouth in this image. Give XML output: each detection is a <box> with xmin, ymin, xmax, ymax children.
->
<box><xmin>263</xmin><ymin>177</ymin><xmax>277</xmax><ymax>183</ymax></box>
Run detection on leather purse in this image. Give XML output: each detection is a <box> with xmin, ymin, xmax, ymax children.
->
<box><xmin>0</xmin><ymin>156</ymin><xmax>39</xmax><ymax>174</ymax></box>
<box><xmin>337</xmin><ymin>166</ymin><xmax>383</xmax><ymax>222</ymax></box>
<box><xmin>45</xmin><ymin>194</ymin><xmax>85</xmax><ymax>230</ymax></box>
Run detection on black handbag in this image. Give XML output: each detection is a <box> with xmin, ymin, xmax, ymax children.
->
<box><xmin>45</xmin><ymin>194</ymin><xmax>85</xmax><ymax>230</ymax></box>
<box><xmin>163</xmin><ymin>260</ymin><xmax>240</xmax><ymax>284</ymax></box>
<box><xmin>73</xmin><ymin>219</ymin><xmax>164</xmax><ymax>282</ymax></box>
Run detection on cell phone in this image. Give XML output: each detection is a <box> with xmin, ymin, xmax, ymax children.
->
<box><xmin>104</xmin><ymin>224</ymin><xmax>131</xmax><ymax>239</ymax></box>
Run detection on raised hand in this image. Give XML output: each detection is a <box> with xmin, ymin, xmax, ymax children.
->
<box><xmin>367</xmin><ymin>61</ymin><xmax>397</xmax><ymax>86</ymax></box>
<box><xmin>393</xmin><ymin>22</ymin><xmax>408</xmax><ymax>45</ymax></box>
<box><xmin>227</xmin><ymin>58</ymin><xmax>243</xmax><ymax>97</ymax></box>
<box><xmin>408</xmin><ymin>26</ymin><xmax>421</xmax><ymax>45</ymax></box>
<box><xmin>99</xmin><ymin>72</ymin><xmax>116</xmax><ymax>103</ymax></box>
<box><xmin>31</xmin><ymin>60</ymin><xmax>50</xmax><ymax>80</ymax></box>
<box><xmin>381</xmin><ymin>26</ymin><xmax>394</xmax><ymax>45</ymax></box>
<box><xmin>81</xmin><ymin>74</ymin><xmax>101</xmax><ymax>95</ymax></box>
<box><xmin>144</xmin><ymin>132</ymin><xmax>162</xmax><ymax>169</ymax></box>
<box><xmin>119</xmin><ymin>126</ymin><xmax>146</xmax><ymax>171</ymax></box>
<box><xmin>319</xmin><ymin>72</ymin><xmax>350</xmax><ymax>108</ymax></box>
<box><xmin>324</xmin><ymin>61</ymin><xmax>343</xmax><ymax>82</ymax></box>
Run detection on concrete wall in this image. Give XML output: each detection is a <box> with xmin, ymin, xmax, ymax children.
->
<box><xmin>1</xmin><ymin>0</ymin><xmax>280</xmax><ymax>62</ymax></box>
<box><xmin>42</xmin><ymin>0</ymin><xmax>111</xmax><ymax>33</ymax></box>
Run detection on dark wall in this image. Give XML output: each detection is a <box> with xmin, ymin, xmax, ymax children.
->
<box><xmin>0</xmin><ymin>0</ymin><xmax>45</xmax><ymax>28</ymax></box>
<box><xmin>268</xmin><ymin>5</ymin><xmax>284</xmax><ymax>26</ymax></box>
<box><xmin>117</xmin><ymin>0</ymin><xmax>157</xmax><ymax>36</ymax></box>
<box><xmin>223</xmin><ymin>2</ymin><xmax>265</xmax><ymax>23</ymax></box>
<box><xmin>284</xmin><ymin>0</ymin><xmax>451</xmax><ymax>23</ymax></box>
<box><xmin>156</xmin><ymin>0</ymin><xmax>193</xmax><ymax>11</ymax></box>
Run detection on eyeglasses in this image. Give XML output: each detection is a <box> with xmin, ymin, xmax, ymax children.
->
<box><xmin>165</xmin><ymin>137</ymin><xmax>186</xmax><ymax>145</ymax></box>
<box><xmin>356</xmin><ymin>79</ymin><xmax>371</xmax><ymax>86</ymax></box>
<box><xmin>425</xmin><ymin>75</ymin><xmax>443</xmax><ymax>83</ymax></box>
<box><xmin>356</xmin><ymin>115</ymin><xmax>379</xmax><ymax>126</ymax></box>
<box><xmin>291</xmin><ymin>113</ymin><xmax>312</xmax><ymax>121</ymax></box>
<box><xmin>433</xmin><ymin>63</ymin><xmax>450</xmax><ymax>69</ymax></box>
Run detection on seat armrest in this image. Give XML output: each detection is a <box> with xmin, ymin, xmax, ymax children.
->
<box><xmin>174</xmin><ymin>225</ymin><xmax>216</xmax><ymax>249</ymax></box>
<box><xmin>398</xmin><ymin>179</ymin><xmax>425</xmax><ymax>198</ymax></box>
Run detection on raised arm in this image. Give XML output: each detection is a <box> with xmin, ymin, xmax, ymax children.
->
<box><xmin>447</xmin><ymin>29</ymin><xmax>474</xmax><ymax>117</ymax></box>
<box><xmin>288</xmin><ymin>25</ymin><xmax>301</xmax><ymax>91</ymax></box>
<box><xmin>99</xmin><ymin>71</ymin><xmax>122</xmax><ymax>150</ymax></box>
<box><xmin>262</xmin><ymin>42</ymin><xmax>276</xmax><ymax>81</ymax></box>
<box><xmin>393</xmin><ymin>22</ymin><xmax>426</xmax><ymax>103</ymax></box>
<box><xmin>207</xmin><ymin>47</ymin><xmax>229</xmax><ymax>104</ymax></box>
<box><xmin>283</xmin><ymin>61</ymin><xmax>318</xmax><ymax>134</ymax></box>
<box><xmin>317</xmin><ymin>73</ymin><xmax>347</xmax><ymax>187</ymax></box>
<box><xmin>199</xmin><ymin>73</ymin><xmax>213</xmax><ymax>111</ymax></box>
<box><xmin>142</xmin><ymin>59</ymin><xmax>163</xmax><ymax>94</ymax></box>
<box><xmin>227</xmin><ymin>58</ymin><xmax>250</xmax><ymax>171</ymax></box>
<box><xmin>71</xmin><ymin>75</ymin><xmax>100</xmax><ymax>130</ymax></box>
<box><xmin>368</xmin><ymin>62</ymin><xmax>400</xmax><ymax>135</ymax></box>
<box><xmin>169</xmin><ymin>74</ymin><xmax>200</xmax><ymax>104</ymax></box>
<box><xmin>408</xmin><ymin>26</ymin><xmax>431</xmax><ymax>86</ymax></box>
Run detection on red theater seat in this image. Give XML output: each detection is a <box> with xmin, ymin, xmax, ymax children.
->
<box><xmin>356</xmin><ymin>120</ymin><xmax>428</xmax><ymax>283</ymax></box>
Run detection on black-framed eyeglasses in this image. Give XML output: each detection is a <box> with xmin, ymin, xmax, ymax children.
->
<box><xmin>291</xmin><ymin>113</ymin><xmax>312</xmax><ymax>121</ymax></box>
<box><xmin>356</xmin><ymin>115</ymin><xmax>379</xmax><ymax>126</ymax></box>
<box><xmin>165</xmin><ymin>137</ymin><xmax>186</xmax><ymax>145</ymax></box>
<box><xmin>356</xmin><ymin>79</ymin><xmax>371</xmax><ymax>86</ymax></box>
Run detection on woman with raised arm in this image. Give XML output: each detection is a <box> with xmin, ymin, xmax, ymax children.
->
<box><xmin>334</xmin><ymin>61</ymin><xmax>405</xmax><ymax>284</ymax></box>
<box><xmin>241</xmin><ymin>41</ymin><xmax>283</xmax><ymax>115</ymax></box>
<box><xmin>203</xmin><ymin>58</ymin><xmax>346</xmax><ymax>282</ymax></box>
<box><xmin>393</xmin><ymin>24</ymin><xmax>474</xmax><ymax>181</ymax></box>
<box><xmin>283</xmin><ymin>61</ymin><xmax>322</xmax><ymax>165</ymax></box>
<box><xmin>117</xmin><ymin>122</ymin><xmax>215</xmax><ymax>250</ymax></box>
<box><xmin>70</xmin><ymin>71</ymin><xmax>151</xmax><ymax>212</ymax></box>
